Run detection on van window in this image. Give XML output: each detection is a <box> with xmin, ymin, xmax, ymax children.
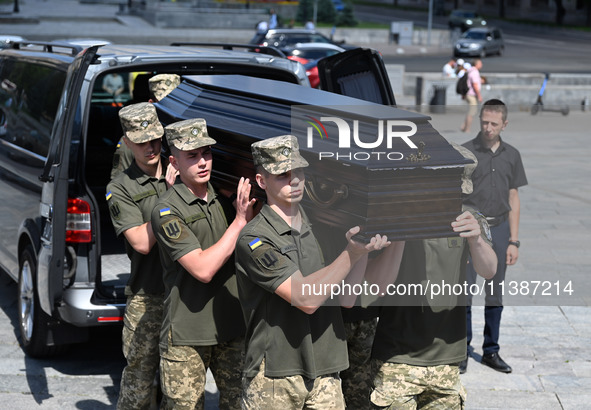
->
<box><xmin>0</xmin><ymin>59</ymin><xmax>66</xmax><ymax>159</ymax></box>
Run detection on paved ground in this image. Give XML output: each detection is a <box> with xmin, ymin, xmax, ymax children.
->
<box><xmin>0</xmin><ymin>1</ymin><xmax>590</xmax><ymax>409</ymax></box>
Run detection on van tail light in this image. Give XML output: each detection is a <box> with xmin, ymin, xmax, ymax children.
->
<box><xmin>66</xmin><ymin>198</ymin><xmax>92</xmax><ymax>243</ymax></box>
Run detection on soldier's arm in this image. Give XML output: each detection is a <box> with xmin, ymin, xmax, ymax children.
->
<box><xmin>362</xmin><ymin>240</ymin><xmax>406</xmax><ymax>294</ymax></box>
<box><xmin>454</xmin><ymin>211</ymin><xmax>497</xmax><ymax>279</ymax></box>
<box><xmin>107</xmin><ymin>182</ymin><xmax>155</xmax><ymax>255</ymax></box>
<box><xmin>123</xmin><ymin>223</ymin><xmax>157</xmax><ymax>255</ymax></box>
<box><xmin>275</xmin><ymin>228</ymin><xmax>389</xmax><ymax>314</ymax></box>
<box><xmin>177</xmin><ymin>177</ymin><xmax>255</xmax><ymax>283</ymax></box>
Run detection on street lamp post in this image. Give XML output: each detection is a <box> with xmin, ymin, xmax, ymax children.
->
<box><xmin>14</xmin><ymin>0</ymin><xmax>20</xmax><ymax>13</ymax></box>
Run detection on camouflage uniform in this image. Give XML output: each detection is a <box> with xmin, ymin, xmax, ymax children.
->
<box><xmin>242</xmin><ymin>359</ymin><xmax>345</xmax><ymax>410</ymax></box>
<box><xmin>235</xmin><ymin>135</ymin><xmax>346</xmax><ymax>409</ymax></box>
<box><xmin>370</xmin><ymin>147</ymin><xmax>487</xmax><ymax>410</ymax></box>
<box><xmin>106</xmin><ymin>102</ymin><xmax>167</xmax><ymax>410</ymax></box>
<box><xmin>341</xmin><ymin>317</ymin><xmax>378</xmax><ymax>409</ymax></box>
<box><xmin>111</xmin><ymin>74</ymin><xmax>180</xmax><ymax>180</ymax></box>
<box><xmin>159</xmin><ymin>333</ymin><xmax>243</xmax><ymax>410</ymax></box>
<box><xmin>152</xmin><ymin>118</ymin><xmax>244</xmax><ymax>410</ymax></box>
<box><xmin>370</xmin><ymin>361</ymin><xmax>466</xmax><ymax>409</ymax></box>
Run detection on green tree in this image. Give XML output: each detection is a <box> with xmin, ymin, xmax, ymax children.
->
<box><xmin>335</xmin><ymin>2</ymin><xmax>357</xmax><ymax>27</ymax></box>
<box><xmin>317</xmin><ymin>0</ymin><xmax>337</xmax><ymax>24</ymax></box>
<box><xmin>296</xmin><ymin>0</ymin><xmax>314</xmax><ymax>24</ymax></box>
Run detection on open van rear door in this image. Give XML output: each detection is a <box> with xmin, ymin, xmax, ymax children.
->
<box><xmin>37</xmin><ymin>46</ymin><xmax>99</xmax><ymax>317</ymax></box>
<box><xmin>317</xmin><ymin>48</ymin><xmax>396</xmax><ymax>106</ymax></box>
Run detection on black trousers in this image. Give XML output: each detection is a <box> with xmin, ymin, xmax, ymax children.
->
<box><xmin>465</xmin><ymin>219</ymin><xmax>510</xmax><ymax>355</ymax></box>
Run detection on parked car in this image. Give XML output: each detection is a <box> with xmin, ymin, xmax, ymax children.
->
<box><xmin>448</xmin><ymin>9</ymin><xmax>487</xmax><ymax>32</ymax></box>
<box><xmin>454</xmin><ymin>27</ymin><xmax>504</xmax><ymax>58</ymax></box>
<box><xmin>283</xmin><ymin>43</ymin><xmax>347</xmax><ymax>88</ymax></box>
<box><xmin>250</xmin><ymin>28</ymin><xmax>356</xmax><ymax>51</ymax></box>
<box><xmin>0</xmin><ymin>41</ymin><xmax>393</xmax><ymax>357</ymax></box>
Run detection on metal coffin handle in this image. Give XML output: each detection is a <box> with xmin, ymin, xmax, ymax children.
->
<box><xmin>304</xmin><ymin>177</ymin><xmax>348</xmax><ymax>209</ymax></box>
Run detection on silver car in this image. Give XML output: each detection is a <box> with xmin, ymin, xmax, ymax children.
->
<box><xmin>454</xmin><ymin>27</ymin><xmax>505</xmax><ymax>58</ymax></box>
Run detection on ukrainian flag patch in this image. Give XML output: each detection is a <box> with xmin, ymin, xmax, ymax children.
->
<box><xmin>249</xmin><ymin>238</ymin><xmax>262</xmax><ymax>251</ymax></box>
<box><xmin>116</xmin><ymin>141</ymin><xmax>121</xmax><ymax>148</ymax></box>
<box><xmin>105</xmin><ymin>191</ymin><xmax>112</xmax><ymax>200</ymax></box>
<box><xmin>159</xmin><ymin>207</ymin><xmax>171</xmax><ymax>216</ymax></box>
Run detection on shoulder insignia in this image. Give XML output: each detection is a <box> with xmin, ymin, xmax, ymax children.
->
<box><xmin>109</xmin><ymin>201</ymin><xmax>121</xmax><ymax>220</ymax></box>
<box><xmin>259</xmin><ymin>250</ymin><xmax>279</xmax><ymax>268</ymax></box>
<box><xmin>162</xmin><ymin>218</ymin><xmax>182</xmax><ymax>240</ymax></box>
<box><xmin>249</xmin><ymin>238</ymin><xmax>262</xmax><ymax>251</ymax></box>
<box><xmin>105</xmin><ymin>191</ymin><xmax>112</xmax><ymax>201</ymax></box>
<box><xmin>159</xmin><ymin>207</ymin><xmax>171</xmax><ymax>217</ymax></box>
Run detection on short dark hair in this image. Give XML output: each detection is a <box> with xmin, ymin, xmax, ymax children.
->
<box><xmin>480</xmin><ymin>99</ymin><xmax>508</xmax><ymax>122</ymax></box>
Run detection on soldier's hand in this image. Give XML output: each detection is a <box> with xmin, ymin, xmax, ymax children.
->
<box><xmin>345</xmin><ymin>227</ymin><xmax>390</xmax><ymax>257</ymax></box>
<box><xmin>165</xmin><ymin>163</ymin><xmax>179</xmax><ymax>189</ymax></box>
<box><xmin>235</xmin><ymin>177</ymin><xmax>257</xmax><ymax>222</ymax></box>
<box><xmin>452</xmin><ymin>211</ymin><xmax>480</xmax><ymax>238</ymax></box>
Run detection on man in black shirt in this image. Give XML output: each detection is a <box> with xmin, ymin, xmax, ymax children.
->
<box><xmin>461</xmin><ymin>99</ymin><xmax>528</xmax><ymax>374</ymax></box>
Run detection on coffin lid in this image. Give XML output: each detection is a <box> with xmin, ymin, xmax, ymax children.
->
<box><xmin>156</xmin><ymin>74</ymin><xmax>472</xmax><ymax>171</ymax></box>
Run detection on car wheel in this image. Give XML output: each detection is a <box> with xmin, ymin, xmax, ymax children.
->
<box><xmin>531</xmin><ymin>103</ymin><xmax>541</xmax><ymax>115</ymax></box>
<box><xmin>18</xmin><ymin>245</ymin><xmax>63</xmax><ymax>358</ymax></box>
<box><xmin>561</xmin><ymin>106</ymin><xmax>570</xmax><ymax>116</ymax></box>
<box><xmin>479</xmin><ymin>49</ymin><xmax>486</xmax><ymax>59</ymax></box>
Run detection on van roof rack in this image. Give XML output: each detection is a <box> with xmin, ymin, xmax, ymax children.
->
<box><xmin>170</xmin><ymin>42</ymin><xmax>286</xmax><ymax>58</ymax></box>
<box><xmin>8</xmin><ymin>40</ymin><xmax>84</xmax><ymax>56</ymax></box>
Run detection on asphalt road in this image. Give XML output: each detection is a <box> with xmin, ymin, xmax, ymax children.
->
<box><xmin>0</xmin><ymin>268</ymin><xmax>125</xmax><ymax>409</ymax></box>
<box><xmin>356</xmin><ymin>5</ymin><xmax>591</xmax><ymax>73</ymax></box>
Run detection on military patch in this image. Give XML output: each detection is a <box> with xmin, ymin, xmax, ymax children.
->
<box><xmin>105</xmin><ymin>191</ymin><xmax>112</xmax><ymax>201</ymax></box>
<box><xmin>162</xmin><ymin>218</ymin><xmax>182</xmax><ymax>240</ymax></box>
<box><xmin>249</xmin><ymin>238</ymin><xmax>262</xmax><ymax>251</ymax></box>
<box><xmin>480</xmin><ymin>219</ymin><xmax>492</xmax><ymax>242</ymax></box>
<box><xmin>109</xmin><ymin>201</ymin><xmax>121</xmax><ymax>220</ymax></box>
<box><xmin>258</xmin><ymin>250</ymin><xmax>279</xmax><ymax>268</ymax></box>
<box><xmin>448</xmin><ymin>237</ymin><xmax>461</xmax><ymax>248</ymax></box>
<box><xmin>159</xmin><ymin>207</ymin><xmax>171</xmax><ymax>216</ymax></box>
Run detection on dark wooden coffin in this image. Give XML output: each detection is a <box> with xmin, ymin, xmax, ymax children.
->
<box><xmin>155</xmin><ymin>74</ymin><xmax>471</xmax><ymax>242</ymax></box>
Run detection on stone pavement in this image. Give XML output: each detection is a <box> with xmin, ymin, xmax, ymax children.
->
<box><xmin>1</xmin><ymin>1</ymin><xmax>590</xmax><ymax>409</ymax></box>
<box><xmin>424</xmin><ymin>107</ymin><xmax>591</xmax><ymax>409</ymax></box>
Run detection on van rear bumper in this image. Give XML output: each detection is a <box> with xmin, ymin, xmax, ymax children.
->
<box><xmin>58</xmin><ymin>288</ymin><xmax>125</xmax><ymax>327</ymax></box>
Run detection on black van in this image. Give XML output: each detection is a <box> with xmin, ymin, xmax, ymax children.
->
<box><xmin>0</xmin><ymin>42</ymin><xmax>395</xmax><ymax>357</ymax></box>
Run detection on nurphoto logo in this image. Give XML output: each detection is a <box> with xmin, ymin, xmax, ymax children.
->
<box><xmin>304</xmin><ymin>116</ymin><xmax>418</xmax><ymax>161</ymax></box>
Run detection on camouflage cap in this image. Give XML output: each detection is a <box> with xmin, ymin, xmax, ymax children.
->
<box><xmin>451</xmin><ymin>142</ymin><xmax>478</xmax><ymax>195</ymax></box>
<box><xmin>251</xmin><ymin>135</ymin><xmax>309</xmax><ymax>175</ymax></box>
<box><xmin>118</xmin><ymin>102</ymin><xmax>164</xmax><ymax>143</ymax></box>
<box><xmin>165</xmin><ymin>118</ymin><xmax>217</xmax><ymax>151</ymax></box>
<box><xmin>149</xmin><ymin>74</ymin><xmax>181</xmax><ymax>101</ymax></box>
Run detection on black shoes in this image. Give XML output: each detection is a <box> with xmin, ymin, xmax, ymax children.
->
<box><xmin>481</xmin><ymin>352</ymin><xmax>512</xmax><ymax>373</ymax></box>
<box><xmin>459</xmin><ymin>358</ymin><xmax>468</xmax><ymax>374</ymax></box>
